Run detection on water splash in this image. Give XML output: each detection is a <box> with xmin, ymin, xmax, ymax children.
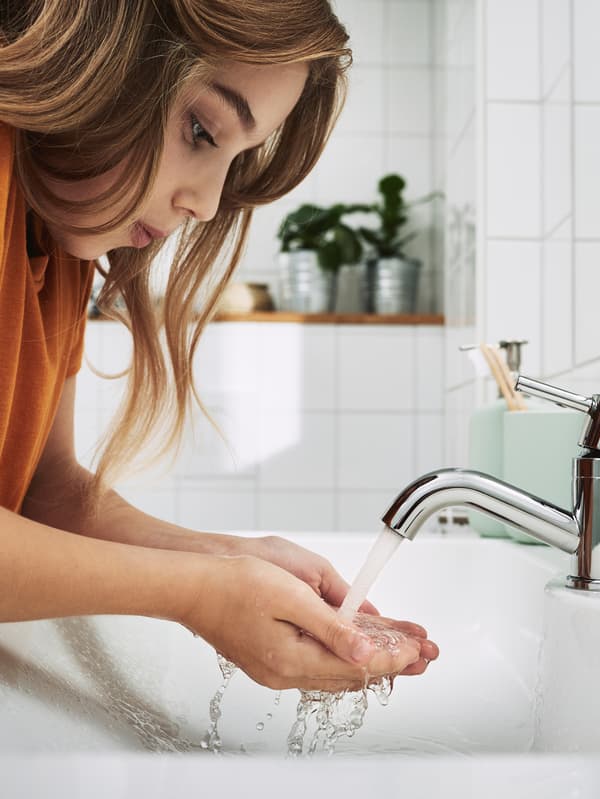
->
<box><xmin>286</xmin><ymin>613</ymin><xmax>410</xmax><ymax>757</ymax></box>
<box><xmin>199</xmin><ymin>653</ymin><xmax>238</xmax><ymax>753</ymax></box>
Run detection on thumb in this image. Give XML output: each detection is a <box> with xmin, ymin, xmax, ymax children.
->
<box><xmin>289</xmin><ymin>594</ymin><xmax>375</xmax><ymax>666</ymax></box>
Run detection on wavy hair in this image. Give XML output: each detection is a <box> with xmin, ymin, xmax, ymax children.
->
<box><xmin>0</xmin><ymin>0</ymin><xmax>351</xmax><ymax>509</ymax></box>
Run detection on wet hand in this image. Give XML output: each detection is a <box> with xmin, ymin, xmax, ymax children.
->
<box><xmin>236</xmin><ymin>534</ymin><xmax>380</xmax><ymax>616</ymax></box>
<box><xmin>179</xmin><ymin>554</ymin><xmax>421</xmax><ymax>692</ymax></box>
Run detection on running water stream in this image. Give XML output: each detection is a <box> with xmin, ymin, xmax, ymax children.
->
<box><xmin>338</xmin><ymin>525</ymin><xmax>404</xmax><ymax>621</ymax></box>
<box><xmin>201</xmin><ymin>525</ymin><xmax>408</xmax><ymax>755</ymax></box>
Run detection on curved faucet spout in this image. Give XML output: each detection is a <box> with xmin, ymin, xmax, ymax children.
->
<box><xmin>382</xmin><ymin>469</ymin><xmax>580</xmax><ymax>554</ymax></box>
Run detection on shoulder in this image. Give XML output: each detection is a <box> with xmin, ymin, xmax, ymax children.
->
<box><xmin>0</xmin><ymin>123</ymin><xmax>17</xmax><ymax>254</ymax></box>
<box><xmin>0</xmin><ymin>122</ymin><xmax>15</xmax><ymax>175</ymax></box>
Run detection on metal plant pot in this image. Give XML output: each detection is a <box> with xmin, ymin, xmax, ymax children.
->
<box><xmin>364</xmin><ymin>256</ymin><xmax>421</xmax><ymax>314</ymax></box>
<box><xmin>278</xmin><ymin>250</ymin><xmax>337</xmax><ymax>313</ymax></box>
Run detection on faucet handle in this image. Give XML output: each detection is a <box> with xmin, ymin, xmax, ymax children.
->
<box><xmin>516</xmin><ymin>375</ymin><xmax>600</xmax><ymax>450</ymax></box>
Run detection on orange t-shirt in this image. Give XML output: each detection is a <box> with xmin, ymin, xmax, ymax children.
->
<box><xmin>0</xmin><ymin>124</ymin><xmax>95</xmax><ymax>512</ymax></box>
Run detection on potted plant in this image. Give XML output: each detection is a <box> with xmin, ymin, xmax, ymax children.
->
<box><xmin>359</xmin><ymin>174</ymin><xmax>439</xmax><ymax>314</ymax></box>
<box><xmin>277</xmin><ymin>203</ymin><xmax>368</xmax><ymax>312</ymax></box>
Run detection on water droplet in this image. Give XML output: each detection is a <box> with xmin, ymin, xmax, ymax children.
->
<box><xmin>256</xmin><ymin>722</ymin><xmax>264</xmax><ymax>731</ymax></box>
<box><xmin>266</xmin><ymin>713</ymin><xmax>272</xmax><ymax>720</ymax></box>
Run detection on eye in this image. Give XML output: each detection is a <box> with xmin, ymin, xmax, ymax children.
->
<box><xmin>189</xmin><ymin>113</ymin><xmax>218</xmax><ymax>149</ymax></box>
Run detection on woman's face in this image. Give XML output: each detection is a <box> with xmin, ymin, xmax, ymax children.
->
<box><xmin>43</xmin><ymin>60</ymin><xmax>308</xmax><ymax>260</ymax></box>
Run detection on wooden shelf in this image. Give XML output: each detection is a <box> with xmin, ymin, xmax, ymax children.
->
<box><xmin>212</xmin><ymin>311</ymin><xmax>444</xmax><ymax>325</ymax></box>
<box><xmin>88</xmin><ymin>311</ymin><xmax>444</xmax><ymax>326</ymax></box>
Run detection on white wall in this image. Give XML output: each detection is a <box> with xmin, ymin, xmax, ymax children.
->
<box><xmin>76</xmin><ymin>322</ymin><xmax>444</xmax><ymax>533</ymax></box>
<box><xmin>236</xmin><ymin>0</ymin><xmax>443</xmax><ymax>315</ymax></box>
<box><xmin>479</xmin><ymin>0</ymin><xmax>600</xmax><ymax>402</ymax></box>
<box><xmin>431</xmin><ymin>0</ymin><xmax>477</xmax><ymax>467</ymax></box>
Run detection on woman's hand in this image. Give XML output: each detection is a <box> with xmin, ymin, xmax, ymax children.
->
<box><xmin>178</xmin><ymin>553</ymin><xmax>425</xmax><ymax>692</ymax></box>
<box><xmin>229</xmin><ymin>534</ymin><xmax>380</xmax><ymax>615</ymax></box>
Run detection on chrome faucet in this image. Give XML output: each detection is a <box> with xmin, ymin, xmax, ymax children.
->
<box><xmin>382</xmin><ymin>375</ymin><xmax>600</xmax><ymax>591</ymax></box>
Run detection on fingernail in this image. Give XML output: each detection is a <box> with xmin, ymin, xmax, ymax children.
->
<box><xmin>351</xmin><ymin>636</ymin><xmax>373</xmax><ymax>664</ymax></box>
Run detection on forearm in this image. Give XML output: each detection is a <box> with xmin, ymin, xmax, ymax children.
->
<box><xmin>0</xmin><ymin>503</ymin><xmax>209</xmax><ymax>624</ymax></box>
<box><xmin>21</xmin><ymin>461</ymin><xmax>241</xmax><ymax>556</ymax></box>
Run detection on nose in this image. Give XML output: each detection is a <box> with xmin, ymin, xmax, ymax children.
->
<box><xmin>173</xmin><ymin>163</ymin><xmax>228</xmax><ymax>223</ymax></box>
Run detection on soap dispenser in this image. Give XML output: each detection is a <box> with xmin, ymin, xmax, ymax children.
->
<box><xmin>466</xmin><ymin>339</ymin><xmax>528</xmax><ymax>538</ymax></box>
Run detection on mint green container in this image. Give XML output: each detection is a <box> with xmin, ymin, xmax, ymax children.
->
<box><xmin>502</xmin><ymin>406</ymin><xmax>582</xmax><ymax>544</ymax></box>
<box><xmin>467</xmin><ymin>399</ymin><xmax>510</xmax><ymax>538</ymax></box>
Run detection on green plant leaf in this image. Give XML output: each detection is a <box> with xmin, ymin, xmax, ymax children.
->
<box><xmin>318</xmin><ymin>240</ymin><xmax>343</xmax><ymax>272</ymax></box>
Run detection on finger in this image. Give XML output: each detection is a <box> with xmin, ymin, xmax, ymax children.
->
<box><xmin>292</xmin><ymin>624</ymin><xmax>421</xmax><ymax>689</ymax></box>
<box><xmin>318</xmin><ymin>568</ymin><xmax>352</xmax><ymax>609</ymax></box>
<box><xmin>318</xmin><ymin>564</ymin><xmax>380</xmax><ymax>616</ymax></box>
<box><xmin>381</xmin><ymin>618</ymin><xmax>429</xmax><ymax>639</ymax></box>
<box><xmin>358</xmin><ymin>598</ymin><xmax>380</xmax><ymax>615</ymax></box>
<box><xmin>283</xmin><ymin>588</ymin><xmax>419</xmax><ymax>671</ymax></box>
<box><xmin>418</xmin><ymin>639</ymin><xmax>439</xmax><ymax>661</ymax></box>
<box><xmin>396</xmin><ymin>658</ymin><xmax>430</xmax><ymax>676</ymax></box>
<box><xmin>284</xmin><ymin>592</ymin><xmax>376</xmax><ymax>665</ymax></box>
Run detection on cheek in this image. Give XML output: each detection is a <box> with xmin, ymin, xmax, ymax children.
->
<box><xmin>47</xmin><ymin>220</ymin><xmax>131</xmax><ymax>260</ymax></box>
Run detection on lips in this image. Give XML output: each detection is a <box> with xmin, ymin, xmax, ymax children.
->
<box><xmin>140</xmin><ymin>222</ymin><xmax>168</xmax><ymax>240</ymax></box>
<box><xmin>130</xmin><ymin>221</ymin><xmax>168</xmax><ymax>248</ymax></box>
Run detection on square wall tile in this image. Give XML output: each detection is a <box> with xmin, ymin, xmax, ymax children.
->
<box><xmin>337</xmin><ymin>66</ymin><xmax>385</xmax><ymax>135</ymax></box>
<box><xmin>486</xmin><ymin>0</ymin><xmax>540</xmax><ymax>101</ymax></box>
<box><xmin>175</xmin><ymin>401</ymin><xmax>259</xmax><ymax>480</ymax></box>
<box><xmin>575</xmin><ymin>243</ymin><xmax>600</xmax><ymax>364</ymax></box>
<box><xmin>543</xmin><ymin>85</ymin><xmax>572</xmax><ymax>235</ymax></box>
<box><xmin>338</xmin><ymin>413</ymin><xmax>415</xmax><ymax>490</ymax></box>
<box><xmin>238</xmin><ymin>204</ymin><xmax>287</xmax><ymax>282</ymax></box>
<box><xmin>97</xmin><ymin>321</ymin><xmax>133</xmax><ymax>374</ymax></box>
<box><xmin>574</xmin><ymin>106</ymin><xmax>600</xmax><ymax>239</ymax></box>
<box><xmin>116</xmin><ymin>486</ymin><xmax>179</xmax><ymax>526</ymax></box>
<box><xmin>444</xmin><ymin>381</ymin><xmax>476</xmax><ymax>467</ymax></box>
<box><xmin>444</xmin><ymin>324</ymin><xmax>477</xmax><ymax>391</ymax></box>
<box><xmin>542</xmin><ymin>0</ymin><xmax>571</xmax><ymax>98</ymax></box>
<box><xmin>387</xmin><ymin>68</ymin><xmax>432</xmax><ymax>135</ymax></box>
<box><xmin>315</xmin><ymin>133</ymin><xmax>384</xmax><ymax>206</ymax></box>
<box><xmin>542</xmin><ymin>238</ymin><xmax>573</xmax><ymax>376</ymax></box>
<box><xmin>257</xmin><ymin>491</ymin><xmax>336</xmax><ymax>533</ymax></box>
<box><xmin>386</xmin><ymin>1</ymin><xmax>431</xmax><ymax>66</ymax></box>
<box><xmin>258</xmin><ymin>325</ymin><xmax>336</xmax><ymax>411</ymax></box>
<box><xmin>337</xmin><ymin>491</ymin><xmax>398</xmax><ymax>532</ymax></box>
<box><xmin>385</xmin><ymin>136</ymin><xmax>434</xmax><ymax>201</ymax></box>
<box><xmin>195</xmin><ymin>323</ymin><xmax>261</xmax><ymax>397</ymax></box>
<box><xmin>485</xmin><ymin>241</ymin><xmax>542</xmax><ymax>376</ymax></box>
<box><xmin>338</xmin><ymin>326</ymin><xmax>415</xmax><ymax>411</ymax></box>
<box><xmin>258</xmin><ymin>411</ymin><xmax>336</xmax><ymax>490</ymax></box>
<box><xmin>446</xmin><ymin>54</ymin><xmax>476</xmax><ymax>147</ymax></box>
<box><xmin>178</xmin><ymin>485</ymin><xmax>257</xmax><ymax>532</ymax></box>
<box><xmin>415</xmin><ymin>412</ymin><xmax>445</xmax><ymax>473</ymax></box>
<box><xmin>487</xmin><ymin>104</ymin><xmax>542</xmax><ymax>239</ymax></box>
<box><xmin>333</xmin><ymin>0</ymin><xmax>385</xmax><ymax>64</ymax></box>
<box><xmin>574</xmin><ymin>0</ymin><xmax>600</xmax><ymax>102</ymax></box>
<box><xmin>416</xmin><ymin>327</ymin><xmax>444</xmax><ymax>410</ymax></box>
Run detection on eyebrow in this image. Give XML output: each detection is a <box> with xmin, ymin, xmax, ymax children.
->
<box><xmin>208</xmin><ymin>82</ymin><xmax>256</xmax><ymax>132</ymax></box>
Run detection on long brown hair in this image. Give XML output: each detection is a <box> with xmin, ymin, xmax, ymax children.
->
<box><xmin>0</xmin><ymin>0</ymin><xmax>351</xmax><ymax>509</ymax></box>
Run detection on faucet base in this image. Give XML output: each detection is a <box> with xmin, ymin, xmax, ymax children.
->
<box><xmin>565</xmin><ymin>576</ymin><xmax>600</xmax><ymax>591</ymax></box>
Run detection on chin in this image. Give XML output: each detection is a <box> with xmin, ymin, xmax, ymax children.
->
<box><xmin>59</xmin><ymin>235</ymin><xmax>111</xmax><ymax>261</ymax></box>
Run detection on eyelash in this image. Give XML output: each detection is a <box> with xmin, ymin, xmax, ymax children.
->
<box><xmin>189</xmin><ymin>113</ymin><xmax>218</xmax><ymax>149</ymax></box>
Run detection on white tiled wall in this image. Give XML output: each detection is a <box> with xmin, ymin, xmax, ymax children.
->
<box><xmin>432</xmin><ymin>0</ymin><xmax>477</xmax><ymax>466</ymax></box>
<box><xmin>478</xmin><ymin>0</ymin><xmax>600</xmax><ymax>400</ymax></box>
<box><xmin>223</xmin><ymin>0</ymin><xmax>443</xmax><ymax>315</ymax></box>
<box><xmin>75</xmin><ymin>322</ymin><xmax>444</xmax><ymax>534</ymax></box>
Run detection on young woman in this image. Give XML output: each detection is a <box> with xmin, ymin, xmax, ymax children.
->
<box><xmin>0</xmin><ymin>0</ymin><xmax>438</xmax><ymax>693</ymax></box>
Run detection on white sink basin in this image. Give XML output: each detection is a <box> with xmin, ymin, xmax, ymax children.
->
<box><xmin>2</xmin><ymin>531</ymin><xmax>600</xmax><ymax>796</ymax></box>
